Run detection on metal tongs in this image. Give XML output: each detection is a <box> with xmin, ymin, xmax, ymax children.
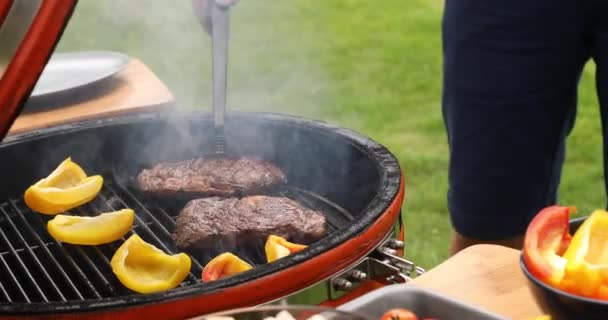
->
<box><xmin>209</xmin><ymin>0</ymin><xmax>231</xmax><ymax>154</ymax></box>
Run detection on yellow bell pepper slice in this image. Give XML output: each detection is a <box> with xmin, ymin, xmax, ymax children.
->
<box><xmin>111</xmin><ymin>234</ymin><xmax>191</xmax><ymax>294</ymax></box>
<box><xmin>560</xmin><ymin>210</ymin><xmax>608</xmax><ymax>298</ymax></box>
<box><xmin>265</xmin><ymin>235</ymin><xmax>308</xmax><ymax>263</ymax></box>
<box><xmin>47</xmin><ymin>209</ymin><xmax>134</xmax><ymax>245</ymax></box>
<box><xmin>202</xmin><ymin>252</ymin><xmax>253</xmax><ymax>282</ymax></box>
<box><xmin>24</xmin><ymin>157</ymin><xmax>103</xmax><ymax>215</ymax></box>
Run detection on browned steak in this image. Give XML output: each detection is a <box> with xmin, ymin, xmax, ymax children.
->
<box><xmin>137</xmin><ymin>157</ymin><xmax>286</xmax><ymax>197</ymax></box>
<box><xmin>173</xmin><ymin>196</ymin><xmax>327</xmax><ymax>250</ymax></box>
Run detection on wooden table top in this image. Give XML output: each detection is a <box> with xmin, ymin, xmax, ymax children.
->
<box><xmin>8</xmin><ymin>58</ymin><xmax>174</xmax><ymax>135</ymax></box>
<box><xmin>410</xmin><ymin>244</ymin><xmax>543</xmax><ymax>320</ymax></box>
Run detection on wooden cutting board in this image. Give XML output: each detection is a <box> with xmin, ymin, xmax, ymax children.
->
<box><xmin>8</xmin><ymin>58</ymin><xmax>174</xmax><ymax>135</ymax></box>
<box><xmin>410</xmin><ymin>244</ymin><xmax>543</xmax><ymax>320</ymax></box>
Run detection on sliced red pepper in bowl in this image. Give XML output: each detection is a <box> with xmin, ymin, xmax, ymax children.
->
<box><xmin>523</xmin><ymin>205</ymin><xmax>574</xmax><ymax>287</ymax></box>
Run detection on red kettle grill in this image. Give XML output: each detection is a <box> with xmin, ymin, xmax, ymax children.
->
<box><xmin>0</xmin><ymin>2</ymin><xmax>419</xmax><ymax>319</ymax></box>
<box><xmin>0</xmin><ymin>0</ymin><xmax>77</xmax><ymax>141</ymax></box>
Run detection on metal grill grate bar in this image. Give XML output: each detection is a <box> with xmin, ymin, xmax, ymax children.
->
<box><xmin>100</xmin><ymin>187</ymin><xmax>169</xmax><ymax>250</ymax></box>
<box><xmin>0</xmin><ymin>254</ymin><xmax>24</xmax><ymax>302</ymax></box>
<box><xmin>30</xmin><ymin>213</ymin><xmax>106</xmax><ymax>298</ymax></box>
<box><xmin>0</xmin><ymin>205</ymin><xmax>63</xmax><ymax>301</ymax></box>
<box><xmin>102</xmin><ymin>184</ymin><xmax>201</xmax><ymax>284</ymax></box>
<box><xmin>0</xmin><ymin>275</ymin><xmax>10</xmax><ymax>302</ymax></box>
<box><xmin>72</xmin><ymin>247</ymin><xmax>114</xmax><ymax>296</ymax></box>
<box><xmin>8</xmin><ymin>200</ymin><xmax>88</xmax><ymax>300</ymax></box>
<box><xmin>0</xmin><ymin>212</ymin><xmax>46</xmax><ymax>302</ymax></box>
<box><xmin>92</xmin><ymin>246</ymin><xmax>112</xmax><ymax>264</ymax></box>
<box><xmin>52</xmin><ymin>244</ymin><xmax>102</xmax><ymax>299</ymax></box>
<box><xmin>0</xmin><ymin>246</ymin><xmax>43</xmax><ymax>256</ymax></box>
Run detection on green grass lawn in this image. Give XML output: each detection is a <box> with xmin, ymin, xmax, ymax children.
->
<box><xmin>56</xmin><ymin>0</ymin><xmax>605</xmax><ymax>271</ymax></box>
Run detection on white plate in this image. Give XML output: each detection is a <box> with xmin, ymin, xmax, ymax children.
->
<box><xmin>31</xmin><ymin>51</ymin><xmax>130</xmax><ymax>98</ymax></box>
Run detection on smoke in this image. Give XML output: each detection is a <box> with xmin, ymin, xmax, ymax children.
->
<box><xmin>52</xmin><ymin>0</ymin><xmax>336</xmax><ymax>180</ymax></box>
<box><xmin>14</xmin><ymin>0</ymin><xmax>386</xmax><ymax>220</ymax></box>
<box><xmin>55</xmin><ymin>0</ymin><xmax>330</xmax><ymax>118</ymax></box>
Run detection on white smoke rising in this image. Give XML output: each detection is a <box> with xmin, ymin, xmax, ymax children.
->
<box><xmin>49</xmin><ymin>0</ymin><xmax>342</xmax><ymax>202</ymax></box>
<box><xmin>55</xmin><ymin>0</ymin><xmax>330</xmax><ymax>118</ymax></box>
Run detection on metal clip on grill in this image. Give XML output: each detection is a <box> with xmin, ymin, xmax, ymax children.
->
<box><xmin>326</xmin><ymin>230</ymin><xmax>425</xmax><ymax>300</ymax></box>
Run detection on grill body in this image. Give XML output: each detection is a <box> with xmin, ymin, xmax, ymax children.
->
<box><xmin>0</xmin><ymin>112</ymin><xmax>404</xmax><ymax>319</ymax></box>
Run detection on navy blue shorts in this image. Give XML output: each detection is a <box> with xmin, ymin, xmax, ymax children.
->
<box><xmin>442</xmin><ymin>0</ymin><xmax>608</xmax><ymax>240</ymax></box>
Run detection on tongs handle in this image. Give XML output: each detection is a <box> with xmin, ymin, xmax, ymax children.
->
<box><xmin>210</xmin><ymin>0</ymin><xmax>229</xmax><ymax>153</ymax></box>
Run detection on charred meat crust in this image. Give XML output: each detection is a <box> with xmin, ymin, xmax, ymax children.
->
<box><xmin>173</xmin><ymin>196</ymin><xmax>327</xmax><ymax>251</ymax></box>
<box><xmin>136</xmin><ymin>157</ymin><xmax>287</xmax><ymax>197</ymax></box>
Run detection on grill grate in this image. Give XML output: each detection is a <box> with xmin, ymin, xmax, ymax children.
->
<box><xmin>0</xmin><ymin>179</ymin><xmax>351</xmax><ymax>304</ymax></box>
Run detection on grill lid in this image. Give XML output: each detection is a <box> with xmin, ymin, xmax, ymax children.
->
<box><xmin>0</xmin><ymin>0</ymin><xmax>77</xmax><ymax>141</ymax></box>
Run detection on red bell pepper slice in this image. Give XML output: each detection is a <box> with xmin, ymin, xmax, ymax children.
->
<box><xmin>523</xmin><ymin>205</ymin><xmax>574</xmax><ymax>286</ymax></box>
<box><xmin>202</xmin><ymin>252</ymin><xmax>253</xmax><ymax>282</ymax></box>
<box><xmin>265</xmin><ymin>235</ymin><xmax>308</xmax><ymax>263</ymax></box>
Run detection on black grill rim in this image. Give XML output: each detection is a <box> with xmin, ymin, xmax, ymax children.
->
<box><xmin>0</xmin><ymin>111</ymin><xmax>402</xmax><ymax>315</ymax></box>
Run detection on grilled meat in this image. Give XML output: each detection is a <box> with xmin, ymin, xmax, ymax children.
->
<box><xmin>173</xmin><ymin>196</ymin><xmax>327</xmax><ymax>251</ymax></box>
<box><xmin>137</xmin><ymin>157</ymin><xmax>286</xmax><ymax>197</ymax></box>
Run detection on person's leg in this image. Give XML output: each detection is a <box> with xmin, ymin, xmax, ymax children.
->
<box><xmin>591</xmin><ymin>2</ymin><xmax>608</xmax><ymax>211</ymax></box>
<box><xmin>442</xmin><ymin>0</ymin><xmax>590</xmax><ymax>255</ymax></box>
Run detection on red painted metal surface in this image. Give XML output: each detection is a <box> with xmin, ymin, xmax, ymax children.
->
<box><xmin>0</xmin><ymin>0</ymin><xmax>76</xmax><ymax>141</ymax></box>
<box><xmin>0</xmin><ymin>0</ymin><xmax>12</xmax><ymax>26</ymax></box>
